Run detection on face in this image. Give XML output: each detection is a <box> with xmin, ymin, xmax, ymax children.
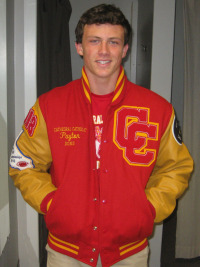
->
<box><xmin>75</xmin><ymin>24</ymin><xmax>129</xmax><ymax>82</ymax></box>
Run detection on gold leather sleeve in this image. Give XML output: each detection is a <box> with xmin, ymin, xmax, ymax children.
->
<box><xmin>145</xmin><ymin>109</ymin><xmax>193</xmax><ymax>223</ymax></box>
<box><xmin>9</xmin><ymin>99</ymin><xmax>57</xmax><ymax>213</ymax></box>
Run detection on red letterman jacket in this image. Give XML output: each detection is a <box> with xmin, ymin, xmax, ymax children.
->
<box><xmin>9</xmin><ymin>67</ymin><xmax>193</xmax><ymax>267</ymax></box>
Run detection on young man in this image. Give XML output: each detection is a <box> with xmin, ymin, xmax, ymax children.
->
<box><xmin>9</xmin><ymin>4</ymin><xmax>193</xmax><ymax>267</ymax></box>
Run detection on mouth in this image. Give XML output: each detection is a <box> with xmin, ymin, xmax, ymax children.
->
<box><xmin>96</xmin><ymin>60</ymin><xmax>111</xmax><ymax>65</ymax></box>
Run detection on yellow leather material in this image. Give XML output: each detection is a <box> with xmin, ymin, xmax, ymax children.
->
<box><xmin>9</xmin><ymin>99</ymin><xmax>57</xmax><ymax>213</ymax></box>
<box><xmin>145</xmin><ymin>109</ymin><xmax>193</xmax><ymax>223</ymax></box>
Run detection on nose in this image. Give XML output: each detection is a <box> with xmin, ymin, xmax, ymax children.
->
<box><xmin>98</xmin><ymin>41</ymin><xmax>109</xmax><ymax>55</ymax></box>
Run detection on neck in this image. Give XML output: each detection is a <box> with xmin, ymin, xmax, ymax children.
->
<box><xmin>89</xmin><ymin>78</ymin><xmax>116</xmax><ymax>95</ymax></box>
<box><xmin>85</xmin><ymin>70</ymin><xmax>120</xmax><ymax>95</ymax></box>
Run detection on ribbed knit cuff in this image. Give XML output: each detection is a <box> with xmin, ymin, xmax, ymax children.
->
<box><xmin>40</xmin><ymin>191</ymin><xmax>56</xmax><ymax>214</ymax></box>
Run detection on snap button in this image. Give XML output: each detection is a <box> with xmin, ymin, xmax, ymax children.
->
<box><xmin>92</xmin><ymin>248</ymin><xmax>96</xmax><ymax>252</ymax></box>
<box><xmin>93</xmin><ymin>198</ymin><xmax>97</xmax><ymax>201</ymax></box>
<box><xmin>102</xmin><ymin>199</ymin><xmax>106</xmax><ymax>204</ymax></box>
<box><xmin>93</xmin><ymin>226</ymin><xmax>98</xmax><ymax>231</ymax></box>
<box><xmin>90</xmin><ymin>258</ymin><xmax>94</xmax><ymax>262</ymax></box>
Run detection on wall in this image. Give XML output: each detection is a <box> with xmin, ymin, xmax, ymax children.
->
<box><xmin>0</xmin><ymin>0</ymin><xmax>10</xmax><ymax>256</ymax></box>
<box><xmin>149</xmin><ymin>1</ymin><xmax>175</xmax><ymax>266</ymax></box>
<box><xmin>0</xmin><ymin>0</ymin><xmax>39</xmax><ymax>266</ymax></box>
<box><xmin>0</xmin><ymin>0</ymin><xmax>18</xmax><ymax>266</ymax></box>
<box><xmin>14</xmin><ymin>1</ymin><xmax>39</xmax><ymax>266</ymax></box>
<box><xmin>171</xmin><ymin>0</ymin><xmax>184</xmax><ymax>126</ymax></box>
<box><xmin>136</xmin><ymin>0</ymin><xmax>154</xmax><ymax>89</ymax></box>
<box><xmin>151</xmin><ymin>0</ymin><xmax>175</xmax><ymax>101</ymax></box>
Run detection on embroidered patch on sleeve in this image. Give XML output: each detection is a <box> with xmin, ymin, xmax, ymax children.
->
<box><xmin>172</xmin><ymin>115</ymin><xmax>182</xmax><ymax>145</ymax></box>
<box><xmin>10</xmin><ymin>131</ymin><xmax>35</xmax><ymax>170</ymax></box>
<box><xmin>24</xmin><ymin>107</ymin><xmax>38</xmax><ymax>137</ymax></box>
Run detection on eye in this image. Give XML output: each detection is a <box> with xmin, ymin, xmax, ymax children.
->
<box><xmin>109</xmin><ymin>40</ymin><xmax>120</xmax><ymax>46</ymax></box>
<box><xmin>89</xmin><ymin>39</ymin><xmax>100</xmax><ymax>44</ymax></box>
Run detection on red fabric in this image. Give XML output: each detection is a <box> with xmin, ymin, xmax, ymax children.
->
<box><xmin>91</xmin><ymin>92</ymin><xmax>114</xmax><ymax>117</ymax></box>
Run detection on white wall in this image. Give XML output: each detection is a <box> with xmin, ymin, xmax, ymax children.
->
<box><xmin>149</xmin><ymin>1</ymin><xmax>175</xmax><ymax>266</ymax></box>
<box><xmin>13</xmin><ymin>0</ymin><xmax>39</xmax><ymax>266</ymax></box>
<box><xmin>0</xmin><ymin>0</ymin><xmax>10</xmax><ymax>255</ymax></box>
<box><xmin>151</xmin><ymin>0</ymin><xmax>175</xmax><ymax>101</ymax></box>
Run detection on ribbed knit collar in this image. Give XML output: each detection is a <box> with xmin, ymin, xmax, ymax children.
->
<box><xmin>81</xmin><ymin>66</ymin><xmax>126</xmax><ymax>105</ymax></box>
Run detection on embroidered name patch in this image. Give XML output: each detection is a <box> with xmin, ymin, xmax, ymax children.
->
<box><xmin>54</xmin><ymin>126</ymin><xmax>87</xmax><ymax>146</ymax></box>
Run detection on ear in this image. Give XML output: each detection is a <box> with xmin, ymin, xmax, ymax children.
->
<box><xmin>122</xmin><ymin>44</ymin><xmax>129</xmax><ymax>59</ymax></box>
<box><xmin>75</xmin><ymin>42</ymin><xmax>83</xmax><ymax>56</ymax></box>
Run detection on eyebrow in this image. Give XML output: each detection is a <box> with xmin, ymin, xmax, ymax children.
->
<box><xmin>86</xmin><ymin>36</ymin><xmax>123</xmax><ymax>41</ymax></box>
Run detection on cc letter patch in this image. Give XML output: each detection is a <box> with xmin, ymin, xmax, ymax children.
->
<box><xmin>113</xmin><ymin>106</ymin><xmax>159</xmax><ymax>167</ymax></box>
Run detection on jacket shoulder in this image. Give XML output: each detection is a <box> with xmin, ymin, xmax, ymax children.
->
<box><xmin>38</xmin><ymin>79</ymin><xmax>81</xmax><ymax>118</ymax></box>
<box><xmin>127</xmin><ymin>81</ymin><xmax>171</xmax><ymax>108</ymax></box>
<box><xmin>40</xmin><ymin>79</ymin><xmax>80</xmax><ymax>101</ymax></box>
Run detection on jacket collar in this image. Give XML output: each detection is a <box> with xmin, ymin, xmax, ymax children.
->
<box><xmin>81</xmin><ymin>66</ymin><xmax>126</xmax><ymax>105</ymax></box>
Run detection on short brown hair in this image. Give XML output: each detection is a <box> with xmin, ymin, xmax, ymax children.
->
<box><xmin>75</xmin><ymin>4</ymin><xmax>132</xmax><ymax>45</ymax></box>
